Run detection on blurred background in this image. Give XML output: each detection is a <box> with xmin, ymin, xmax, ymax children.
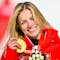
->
<box><xmin>0</xmin><ymin>0</ymin><xmax>60</xmax><ymax>58</ymax></box>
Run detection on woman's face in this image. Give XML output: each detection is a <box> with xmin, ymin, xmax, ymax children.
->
<box><xmin>18</xmin><ymin>9</ymin><xmax>40</xmax><ymax>39</ymax></box>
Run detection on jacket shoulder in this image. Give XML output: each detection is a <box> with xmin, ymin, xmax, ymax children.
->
<box><xmin>43</xmin><ymin>28</ymin><xmax>59</xmax><ymax>39</ymax></box>
<box><xmin>43</xmin><ymin>28</ymin><xmax>58</xmax><ymax>33</ymax></box>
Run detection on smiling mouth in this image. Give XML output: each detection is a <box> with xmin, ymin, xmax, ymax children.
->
<box><xmin>28</xmin><ymin>28</ymin><xmax>36</xmax><ymax>33</ymax></box>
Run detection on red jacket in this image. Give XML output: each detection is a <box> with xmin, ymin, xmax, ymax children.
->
<box><xmin>1</xmin><ymin>28</ymin><xmax>60</xmax><ymax>60</ymax></box>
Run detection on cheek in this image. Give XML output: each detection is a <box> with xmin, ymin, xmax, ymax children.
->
<box><xmin>21</xmin><ymin>24</ymin><xmax>28</xmax><ymax>32</ymax></box>
<box><xmin>37</xmin><ymin>26</ymin><xmax>41</xmax><ymax>31</ymax></box>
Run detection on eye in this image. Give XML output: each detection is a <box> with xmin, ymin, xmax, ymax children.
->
<box><xmin>21</xmin><ymin>20</ymin><xmax>27</xmax><ymax>24</ymax></box>
<box><xmin>30</xmin><ymin>17</ymin><xmax>34</xmax><ymax>21</ymax></box>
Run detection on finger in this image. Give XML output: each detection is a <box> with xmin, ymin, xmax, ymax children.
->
<box><xmin>11</xmin><ymin>41</ymin><xmax>21</xmax><ymax>48</ymax></box>
<box><xmin>16</xmin><ymin>42</ymin><xmax>21</xmax><ymax>49</ymax></box>
<box><xmin>8</xmin><ymin>37</ymin><xmax>18</xmax><ymax>43</ymax></box>
<box><xmin>11</xmin><ymin>40</ymin><xmax>21</xmax><ymax>49</ymax></box>
<box><xmin>8</xmin><ymin>41</ymin><xmax>21</xmax><ymax>49</ymax></box>
<box><xmin>11</xmin><ymin>46</ymin><xmax>17</xmax><ymax>50</ymax></box>
<box><xmin>8</xmin><ymin>40</ymin><xmax>17</xmax><ymax>46</ymax></box>
<box><xmin>8</xmin><ymin>43</ymin><xmax>17</xmax><ymax>50</ymax></box>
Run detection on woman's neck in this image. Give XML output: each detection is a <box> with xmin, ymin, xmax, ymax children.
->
<box><xmin>36</xmin><ymin>33</ymin><xmax>41</xmax><ymax>40</ymax></box>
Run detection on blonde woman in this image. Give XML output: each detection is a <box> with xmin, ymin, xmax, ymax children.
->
<box><xmin>1</xmin><ymin>2</ymin><xmax>60</xmax><ymax>60</ymax></box>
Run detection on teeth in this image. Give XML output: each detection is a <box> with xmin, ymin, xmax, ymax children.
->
<box><xmin>29</xmin><ymin>28</ymin><xmax>35</xmax><ymax>32</ymax></box>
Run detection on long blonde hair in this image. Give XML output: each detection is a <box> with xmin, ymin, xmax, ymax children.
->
<box><xmin>8</xmin><ymin>2</ymin><xmax>52</xmax><ymax>38</ymax></box>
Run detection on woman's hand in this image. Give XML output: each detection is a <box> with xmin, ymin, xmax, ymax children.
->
<box><xmin>8</xmin><ymin>37</ymin><xmax>21</xmax><ymax>50</ymax></box>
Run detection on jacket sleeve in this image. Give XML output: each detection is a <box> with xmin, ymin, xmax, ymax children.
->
<box><xmin>47</xmin><ymin>28</ymin><xmax>60</xmax><ymax>43</ymax></box>
<box><xmin>52</xmin><ymin>29</ymin><xmax>60</xmax><ymax>43</ymax></box>
<box><xmin>1</xmin><ymin>46</ymin><xmax>18</xmax><ymax>60</ymax></box>
<box><xmin>38</xmin><ymin>28</ymin><xmax>60</xmax><ymax>52</ymax></box>
<box><xmin>41</xmin><ymin>29</ymin><xmax>60</xmax><ymax>60</ymax></box>
<box><xmin>43</xmin><ymin>28</ymin><xmax>60</xmax><ymax>48</ymax></box>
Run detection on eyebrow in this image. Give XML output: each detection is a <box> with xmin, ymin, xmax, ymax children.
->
<box><xmin>20</xmin><ymin>15</ymin><xmax>34</xmax><ymax>23</ymax></box>
<box><xmin>30</xmin><ymin>16</ymin><xmax>34</xmax><ymax>19</ymax></box>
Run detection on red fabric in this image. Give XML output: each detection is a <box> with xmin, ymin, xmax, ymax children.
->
<box><xmin>38</xmin><ymin>28</ymin><xmax>60</xmax><ymax>60</ymax></box>
<box><xmin>1</xmin><ymin>46</ymin><xmax>18</xmax><ymax>60</ymax></box>
<box><xmin>39</xmin><ymin>28</ymin><xmax>60</xmax><ymax>51</ymax></box>
<box><xmin>1</xmin><ymin>28</ymin><xmax>60</xmax><ymax>60</ymax></box>
<box><xmin>24</xmin><ymin>35</ymin><xmax>34</xmax><ymax>50</ymax></box>
<box><xmin>44</xmin><ymin>44</ymin><xmax>60</xmax><ymax>60</ymax></box>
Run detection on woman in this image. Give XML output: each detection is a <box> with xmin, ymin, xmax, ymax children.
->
<box><xmin>1</xmin><ymin>2</ymin><xmax>60</xmax><ymax>60</ymax></box>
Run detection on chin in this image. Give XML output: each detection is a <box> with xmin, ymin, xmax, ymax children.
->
<box><xmin>29</xmin><ymin>34</ymin><xmax>38</xmax><ymax>39</ymax></box>
<box><xmin>26</xmin><ymin>31</ymin><xmax>40</xmax><ymax>39</ymax></box>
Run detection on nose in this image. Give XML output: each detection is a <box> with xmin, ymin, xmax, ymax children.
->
<box><xmin>28</xmin><ymin>20</ymin><xmax>33</xmax><ymax>28</ymax></box>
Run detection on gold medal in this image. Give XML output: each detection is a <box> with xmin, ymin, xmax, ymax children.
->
<box><xmin>16</xmin><ymin>38</ymin><xmax>26</xmax><ymax>53</ymax></box>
